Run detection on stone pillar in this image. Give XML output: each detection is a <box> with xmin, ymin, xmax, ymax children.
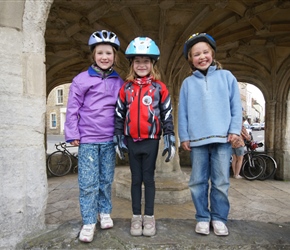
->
<box><xmin>281</xmin><ymin>99</ymin><xmax>290</xmax><ymax>180</ymax></box>
<box><xmin>0</xmin><ymin>1</ymin><xmax>53</xmax><ymax>248</ymax></box>
<box><xmin>265</xmin><ymin>100</ymin><xmax>276</xmax><ymax>155</ymax></box>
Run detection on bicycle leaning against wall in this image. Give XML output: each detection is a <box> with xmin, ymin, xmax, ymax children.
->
<box><xmin>47</xmin><ymin>142</ymin><xmax>78</xmax><ymax>177</ymax></box>
<box><xmin>241</xmin><ymin>141</ymin><xmax>277</xmax><ymax>181</ymax></box>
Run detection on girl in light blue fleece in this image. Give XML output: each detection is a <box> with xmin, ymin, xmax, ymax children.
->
<box><xmin>178</xmin><ymin>33</ymin><xmax>242</xmax><ymax>236</ymax></box>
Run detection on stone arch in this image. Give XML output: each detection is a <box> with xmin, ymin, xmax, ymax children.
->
<box><xmin>1</xmin><ymin>0</ymin><xmax>290</xmax><ymax>248</ymax></box>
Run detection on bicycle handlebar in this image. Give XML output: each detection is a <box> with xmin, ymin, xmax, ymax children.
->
<box><xmin>55</xmin><ymin>142</ymin><xmax>67</xmax><ymax>150</ymax></box>
<box><xmin>55</xmin><ymin>142</ymin><xmax>78</xmax><ymax>150</ymax></box>
<box><xmin>245</xmin><ymin>141</ymin><xmax>263</xmax><ymax>151</ymax></box>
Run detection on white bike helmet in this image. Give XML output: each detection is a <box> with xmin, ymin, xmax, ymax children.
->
<box><xmin>125</xmin><ymin>37</ymin><xmax>160</xmax><ymax>61</ymax></box>
<box><xmin>88</xmin><ymin>30</ymin><xmax>120</xmax><ymax>51</ymax></box>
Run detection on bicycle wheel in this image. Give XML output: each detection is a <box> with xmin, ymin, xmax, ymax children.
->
<box><xmin>257</xmin><ymin>154</ymin><xmax>277</xmax><ymax>180</ymax></box>
<box><xmin>241</xmin><ymin>155</ymin><xmax>266</xmax><ymax>180</ymax></box>
<box><xmin>47</xmin><ymin>151</ymin><xmax>72</xmax><ymax>177</ymax></box>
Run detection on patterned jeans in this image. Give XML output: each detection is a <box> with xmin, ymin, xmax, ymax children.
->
<box><xmin>78</xmin><ymin>142</ymin><xmax>116</xmax><ymax>225</ymax></box>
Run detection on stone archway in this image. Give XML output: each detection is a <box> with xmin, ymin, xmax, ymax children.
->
<box><xmin>44</xmin><ymin>0</ymin><xmax>290</xmax><ymax>180</ymax></box>
<box><xmin>1</xmin><ymin>0</ymin><xmax>290</xmax><ymax>249</ymax></box>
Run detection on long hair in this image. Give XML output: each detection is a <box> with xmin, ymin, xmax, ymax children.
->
<box><xmin>187</xmin><ymin>44</ymin><xmax>222</xmax><ymax>71</ymax></box>
<box><xmin>125</xmin><ymin>59</ymin><xmax>161</xmax><ymax>81</ymax></box>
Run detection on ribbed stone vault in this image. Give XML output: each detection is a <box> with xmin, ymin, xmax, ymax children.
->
<box><xmin>46</xmin><ymin>0</ymin><xmax>290</xmax><ymax>96</ymax></box>
<box><xmin>45</xmin><ymin>0</ymin><xmax>290</xmax><ymax>179</ymax></box>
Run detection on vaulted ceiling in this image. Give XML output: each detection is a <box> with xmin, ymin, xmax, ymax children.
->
<box><xmin>45</xmin><ymin>0</ymin><xmax>290</xmax><ymax>99</ymax></box>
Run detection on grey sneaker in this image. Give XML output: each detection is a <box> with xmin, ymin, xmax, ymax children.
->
<box><xmin>212</xmin><ymin>221</ymin><xmax>229</xmax><ymax>236</ymax></box>
<box><xmin>195</xmin><ymin>221</ymin><xmax>210</xmax><ymax>235</ymax></box>
<box><xmin>142</xmin><ymin>215</ymin><xmax>156</xmax><ymax>236</ymax></box>
<box><xmin>79</xmin><ymin>223</ymin><xmax>96</xmax><ymax>242</ymax></box>
<box><xmin>130</xmin><ymin>215</ymin><xmax>143</xmax><ymax>236</ymax></box>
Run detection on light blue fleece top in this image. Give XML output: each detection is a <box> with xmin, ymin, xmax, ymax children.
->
<box><xmin>178</xmin><ymin>65</ymin><xmax>242</xmax><ymax>147</ymax></box>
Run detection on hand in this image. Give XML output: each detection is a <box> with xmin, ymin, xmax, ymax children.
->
<box><xmin>113</xmin><ymin>135</ymin><xmax>128</xmax><ymax>160</ymax></box>
<box><xmin>162</xmin><ymin>134</ymin><xmax>176</xmax><ymax>162</ymax></box>
<box><xmin>181</xmin><ymin>141</ymin><xmax>191</xmax><ymax>151</ymax></box>
<box><xmin>228</xmin><ymin>133</ymin><xmax>239</xmax><ymax>143</ymax></box>
<box><xmin>70</xmin><ymin>140</ymin><xmax>80</xmax><ymax>146</ymax></box>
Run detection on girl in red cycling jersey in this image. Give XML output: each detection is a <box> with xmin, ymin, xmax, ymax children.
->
<box><xmin>114</xmin><ymin>37</ymin><xmax>175</xmax><ymax>237</ymax></box>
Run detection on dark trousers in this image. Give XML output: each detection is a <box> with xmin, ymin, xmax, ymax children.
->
<box><xmin>127</xmin><ymin>137</ymin><xmax>159</xmax><ymax>216</ymax></box>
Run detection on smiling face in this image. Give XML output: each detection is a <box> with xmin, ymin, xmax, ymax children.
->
<box><xmin>93</xmin><ymin>44</ymin><xmax>115</xmax><ymax>70</ymax></box>
<box><xmin>132</xmin><ymin>56</ymin><xmax>152</xmax><ymax>77</ymax></box>
<box><xmin>189</xmin><ymin>42</ymin><xmax>214</xmax><ymax>71</ymax></box>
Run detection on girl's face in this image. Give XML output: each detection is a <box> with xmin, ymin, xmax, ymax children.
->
<box><xmin>190</xmin><ymin>42</ymin><xmax>213</xmax><ymax>71</ymax></box>
<box><xmin>133</xmin><ymin>56</ymin><xmax>152</xmax><ymax>77</ymax></box>
<box><xmin>93</xmin><ymin>44</ymin><xmax>115</xmax><ymax>70</ymax></box>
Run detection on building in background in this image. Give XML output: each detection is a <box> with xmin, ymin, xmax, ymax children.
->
<box><xmin>46</xmin><ymin>83</ymin><xmax>70</xmax><ymax>135</ymax></box>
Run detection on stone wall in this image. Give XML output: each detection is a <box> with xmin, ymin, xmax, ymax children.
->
<box><xmin>0</xmin><ymin>0</ymin><xmax>53</xmax><ymax>248</ymax></box>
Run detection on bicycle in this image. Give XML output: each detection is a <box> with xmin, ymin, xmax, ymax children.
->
<box><xmin>246</xmin><ymin>141</ymin><xmax>277</xmax><ymax>181</ymax></box>
<box><xmin>241</xmin><ymin>141</ymin><xmax>277</xmax><ymax>180</ymax></box>
<box><xmin>241</xmin><ymin>141</ymin><xmax>266</xmax><ymax>180</ymax></box>
<box><xmin>47</xmin><ymin>142</ymin><xmax>78</xmax><ymax>177</ymax></box>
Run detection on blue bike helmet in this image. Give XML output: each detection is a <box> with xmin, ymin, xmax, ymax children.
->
<box><xmin>125</xmin><ymin>37</ymin><xmax>160</xmax><ymax>61</ymax></box>
<box><xmin>183</xmin><ymin>33</ymin><xmax>216</xmax><ymax>59</ymax></box>
<box><xmin>88</xmin><ymin>30</ymin><xmax>120</xmax><ymax>51</ymax></box>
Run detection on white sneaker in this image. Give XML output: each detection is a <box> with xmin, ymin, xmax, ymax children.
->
<box><xmin>143</xmin><ymin>215</ymin><xmax>156</xmax><ymax>236</ymax></box>
<box><xmin>99</xmin><ymin>213</ymin><xmax>113</xmax><ymax>229</ymax></box>
<box><xmin>79</xmin><ymin>223</ymin><xmax>96</xmax><ymax>242</ymax></box>
<box><xmin>130</xmin><ymin>215</ymin><xmax>143</xmax><ymax>236</ymax></box>
<box><xmin>234</xmin><ymin>175</ymin><xmax>243</xmax><ymax>179</ymax></box>
<box><xmin>195</xmin><ymin>221</ymin><xmax>210</xmax><ymax>235</ymax></box>
<box><xmin>212</xmin><ymin>221</ymin><xmax>229</xmax><ymax>236</ymax></box>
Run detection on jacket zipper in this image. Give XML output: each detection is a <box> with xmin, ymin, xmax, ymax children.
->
<box><xmin>137</xmin><ymin>86</ymin><xmax>142</xmax><ymax>138</ymax></box>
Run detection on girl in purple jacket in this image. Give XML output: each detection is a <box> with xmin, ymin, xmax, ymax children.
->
<box><xmin>65</xmin><ymin>30</ymin><xmax>123</xmax><ymax>243</ymax></box>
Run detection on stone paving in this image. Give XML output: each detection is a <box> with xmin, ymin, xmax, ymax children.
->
<box><xmin>17</xmin><ymin>166</ymin><xmax>290</xmax><ymax>249</ymax></box>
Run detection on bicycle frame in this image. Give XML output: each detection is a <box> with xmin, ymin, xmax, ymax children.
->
<box><xmin>47</xmin><ymin>142</ymin><xmax>78</xmax><ymax>177</ymax></box>
<box><xmin>55</xmin><ymin>142</ymin><xmax>78</xmax><ymax>160</ymax></box>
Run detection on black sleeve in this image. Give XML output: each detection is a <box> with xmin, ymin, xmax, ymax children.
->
<box><xmin>160</xmin><ymin>92</ymin><xmax>175</xmax><ymax>136</ymax></box>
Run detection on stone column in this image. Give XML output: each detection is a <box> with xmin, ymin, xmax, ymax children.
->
<box><xmin>265</xmin><ymin>100</ymin><xmax>276</xmax><ymax>155</ymax></box>
<box><xmin>0</xmin><ymin>1</ymin><xmax>53</xmax><ymax>249</ymax></box>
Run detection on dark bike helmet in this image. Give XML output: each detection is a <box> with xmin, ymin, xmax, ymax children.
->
<box><xmin>183</xmin><ymin>33</ymin><xmax>216</xmax><ymax>59</ymax></box>
<box><xmin>125</xmin><ymin>37</ymin><xmax>160</xmax><ymax>61</ymax></box>
<box><xmin>88</xmin><ymin>30</ymin><xmax>120</xmax><ymax>51</ymax></box>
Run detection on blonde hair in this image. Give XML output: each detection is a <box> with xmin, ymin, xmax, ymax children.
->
<box><xmin>91</xmin><ymin>45</ymin><xmax>119</xmax><ymax>67</ymax></box>
<box><xmin>125</xmin><ymin>59</ymin><xmax>161</xmax><ymax>81</ymax></box>
<box><xmin>187</xmin><ymin>44</ymin><xmax>222</xmax><ymax>71</ymax></box>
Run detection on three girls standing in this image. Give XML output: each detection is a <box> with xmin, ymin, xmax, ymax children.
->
<box><xmin>66</xmin><ymin>30</ymin><xmax>241</xmax><ymax>242</ymax></box>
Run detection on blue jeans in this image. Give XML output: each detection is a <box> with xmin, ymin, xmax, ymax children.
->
<box><xmin>188</xmin><ymin>143</ymin><xmax>231</xmax><ymax>223</ymax></box>
<box><xmin>78</xmin><ymin>142</ymin><xmax>116</xmax><ymax>225</ymax></box>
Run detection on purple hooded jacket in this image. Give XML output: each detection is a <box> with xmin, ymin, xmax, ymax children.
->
<box><xmin>65</xmin><ymin>66</ymin><xmax>123</xmax><ymax>143</ymax></box>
